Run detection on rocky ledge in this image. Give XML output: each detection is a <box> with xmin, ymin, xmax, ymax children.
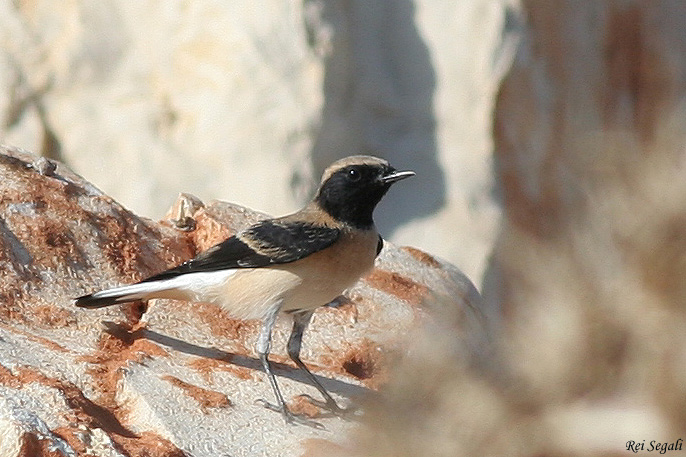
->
<box><xmin>0</xmin><ymin>145</ymin><xmax>483</xmax><ymax>457</ymax></box>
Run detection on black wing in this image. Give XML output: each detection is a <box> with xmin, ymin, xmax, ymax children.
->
<box><xmin>143</xmin><ymin>220</ymin><xmax>340</xmax><ymax>282</ymax></box>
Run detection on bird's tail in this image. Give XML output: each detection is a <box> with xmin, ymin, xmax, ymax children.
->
<box><xmin>75</xmin><ymin>270</ymin><xmax>236</xmax><ymax>309</ymax></box>
<box><xmin>74</xmin><ymin>280</ymin><xmax>177</xmax><ymax>309</ymax></box>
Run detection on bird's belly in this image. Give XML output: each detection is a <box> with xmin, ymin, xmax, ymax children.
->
<box><xmin>207</xmin><ymin>268</ymin><xmax>302</xmax><ymax>320</ymax></box>
<box><xmin>278</xmin><ymin>229</ymin><xmax>379</xmax><ymax>312</ymax></box>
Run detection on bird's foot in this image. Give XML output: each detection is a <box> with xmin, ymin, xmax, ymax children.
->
<box><xmin>255</xmin><ymin>398</ymin><xmax>325</xmax><ymax>429</ymax></box>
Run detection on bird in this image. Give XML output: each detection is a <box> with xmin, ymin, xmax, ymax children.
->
<box><xmin>75</xmin><ymin>155</ymin><xmax>415</xmax><ymax>427</ymax></box>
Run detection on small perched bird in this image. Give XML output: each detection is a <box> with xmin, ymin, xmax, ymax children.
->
<box><xmin>75</xmin><ymin>155</ymin><xmax>414</xmax><ymax>427</ymax></box>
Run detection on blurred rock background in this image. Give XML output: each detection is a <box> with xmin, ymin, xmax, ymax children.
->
<box><xmin>343</xmin><ymin>2</ymin><xmax>686</xmax><ymax>457</ymax></box>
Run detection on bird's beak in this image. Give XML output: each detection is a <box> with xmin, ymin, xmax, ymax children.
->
<box><xmin>380</xmin><ymin>169</ymin><xmax>416</xmax><ymax>184</ymax></box>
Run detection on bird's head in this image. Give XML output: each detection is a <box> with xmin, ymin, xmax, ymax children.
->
<box><xmin>314</xmin><ymin>155</ymin><xmax>415</xmax><ymax>229</ymax></box>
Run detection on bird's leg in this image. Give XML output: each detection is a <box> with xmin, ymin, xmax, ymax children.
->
<box><xmin>288</xmin><ymin>310</ymin><xmax>356</xmax><ymax>417</ymax></box>
<box><xmin>255</xmin><ymin>305</ymin><xmax>323</xmax><ymax>429</ymax></box>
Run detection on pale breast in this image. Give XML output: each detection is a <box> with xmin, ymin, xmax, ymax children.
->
<box><xmin>278</xmin><ymin>228</ymin><xmax>379</xmax><ymax>312</ymax></box>
<box><xmin>213</xmin><ymin>268</ymin><xmax>302</xmax><ymax>320</ymax></box>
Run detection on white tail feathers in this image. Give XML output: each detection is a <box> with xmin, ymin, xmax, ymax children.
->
<box><xmin>75</xmin><ymin>279</ymin><xmax>176</xmax><ymax>308</ymax></box>
<box><xmin>75</xmin><ymin>270</ymin><xmax>237</xmax><ymax>309</ymax></box>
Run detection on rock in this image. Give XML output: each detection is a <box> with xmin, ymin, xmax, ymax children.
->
<box><xmin>0</xmin><ymin>145</ymin><xmax>483</xmax><ymax>457</ymax></box>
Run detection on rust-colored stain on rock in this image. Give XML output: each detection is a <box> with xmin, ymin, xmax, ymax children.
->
<box><xmin>188</xmin><ymin>357</ymin><xmax>255</xmax><ymax>383</ymax></box>
<box><xmin>29</xmin><ymin>304</ymin><xmax>77</xmax><ymax>328</ymax></box>
<box><xmin>194</xmin><ymin>301</ymin><xmax>259</xmax><ymax>352</ymax></box>
<box><xmin>162</xmin><ymin>375</ymin><xmax>232</xmax><ymax>412</ymax></box>
<box><xmin>51</xmin><ymin>426</ymin><xmax>88</xmax><ymax>456</ymax></box>
<box><xmin>341</xmin><ymin>339</ymin><xmax>388</xmax><ymax>388</ymax></box>
<box><xmin>288</xmin><ymin>395</ymin><xmax>322</xmax><ymax>418</ymax></box>
<box><xmin>321</xmin><ymin>338</ymin><xmax>389</xmax><ymax>389</ymax></box>
<box><xmin>364</xmin><ymin>269</ymin><xmax>428</xmax><ymax>305</ymax></box>
<box><xmin>402</xmin><ymin>246</ymin><xmax>441</xmax><ymax>268</ymax></box>
<box><xmin>123</xmin><ymin>431</ymin><xmax>189</xmax><ymax>457</ymax></box>
<box><xmin>18</xmin><ymin>432</ymin><xmax>64</xmax><ymax>457</ymax></box>
<box><xmin>317</xmin><ymin>298</ymin><xmax>359</xmax><ymax>324</ymax></box>
<box><xmin>81</xmin><ymin>324</ymin><xmax>170</xmax><ymax>419</ymax></box>
<box><xmin>191</xmin><ymin>210</ymin><xmax>235</xmax><ymax>252</ymax></box>
<box><xmin>122</xmin><ymin>300</ymin><xmax>148</xmax><ymax>324</ymax></box>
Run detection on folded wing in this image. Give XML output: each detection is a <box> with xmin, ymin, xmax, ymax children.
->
<box><xmin>143</xmin><ymin>219</ymin><xmax>341</xmax><ymax>281</ymax></box>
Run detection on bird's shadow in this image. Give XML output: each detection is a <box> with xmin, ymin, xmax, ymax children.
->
<box><xmin>102</xmin><ymin>321</ymin><xmax>373</xmax><ymax>403</ymax></box>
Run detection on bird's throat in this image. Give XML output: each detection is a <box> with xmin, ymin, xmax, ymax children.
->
<box><xmin>315</xmin><ymin>195</ymin><xmax>376</xmax><ymax>230</ymax></box>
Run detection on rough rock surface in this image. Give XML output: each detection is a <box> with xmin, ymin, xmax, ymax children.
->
<box><xmin>0</xmin><ymin>145</ymin><xmax>484</xmax><ymax>457</ymax></box>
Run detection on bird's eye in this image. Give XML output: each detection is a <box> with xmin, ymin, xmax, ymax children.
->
<box><xmin>347</xmin><ymin>168</ymin><xmax>361</xmax><ymax>182</ymax></box>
